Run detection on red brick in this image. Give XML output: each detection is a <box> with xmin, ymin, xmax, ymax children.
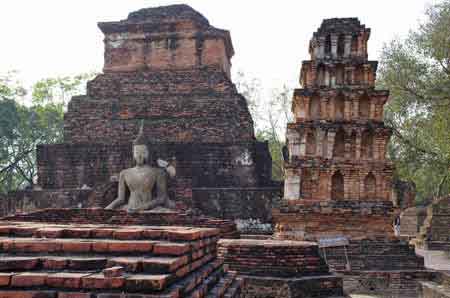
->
<box><xmin>0</xmin><ymin>257</ymin><xmax>39</xmax><ymax>271</ymax></box>
<box><xmin>42</xmin><ymin>257</ymin><xmax>68</xmax><ymax>270</ymax></box>
<box><xmin>102</xmin><ymin>266</ymin><xmax>124</xmax><ymax>278</ymax></box>
<box><xmin>11</xmin><ymin>272</ymin><xmax>48</xmax><ymax>287</ymax></box>
<box><xmin>107</xmin><ymin>241</ymin><xmax>153</xmax><ymax>253</ymax></box>
<box><xmin>113</xmin><ymin>229</ymin><xmax>143</xmax><ymax>240</ymax></box>
<box><xmin>36</xmin><ymin>228</ymin><xmax>64</xmax><ymax>238</ymax></box>
<box><xmin>12</xmin><ymin>240</ymin><xmax>61</xmax><ymax>253</ymax></box>
<box><xmin>46</xmin><ymin>273</ymin><xmax>91</xmax><ymax>289</ymax></box>
<box><xmin>0</xmin><ymin>273</ymin><xmax>12</xmax><ymax>286</ymax></box>
<box><xmin>62</xmin><ymin>228</ymin><xmax>92</xmax><ymax>238</ymax></box>
<box><xmin>91</xmin><ymin>241</ymin><xmax>109</xmax><ymax>253</ymax></box>
<box><xmin>125</xmin><ymin>274</ymin><xmax>171</xmax><ymax>291</ymax></box>
<box><xmin>107</xmin><ymin>258</ymin><xmax>141</xmax><ymax>273</ymax></box>
<box><xmin>153</xmin><ymin>242</ymin><xmax>190</xmax><ymax>256</ymax></box>
<box><xmin>90</xmin><ymin>229</ymin><xmax>115</xmax><ymax>238</ymax></box>
<box><xmin>141</xmin><ymin>229</ymin><xmax>163</xmax><ymax>239</ymax></box>
<box><xmin>61</xmin><ymin>241</ymin><xmax>92</xmax><ymax>253</ymax></box>
<box><xmin>81</xmin><ymin>274</ymin><xmax>125</xmax><ymax>289</ymax></box>
<box><xmin>68</xmin><ymin>258</ymin><xmax>107</xmax><ymax>270</ymax></box>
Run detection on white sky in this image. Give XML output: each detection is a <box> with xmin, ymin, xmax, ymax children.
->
<box><xmin>0</xmin><ymin>0</ymin><xmax>434</xmax><ymax>91</ymax></box>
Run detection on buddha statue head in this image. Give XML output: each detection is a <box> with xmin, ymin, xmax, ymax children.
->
<box><xmin>133</xmin><ymin>121</ymin><xmax>149</xmax><ymax>166</ymax></box>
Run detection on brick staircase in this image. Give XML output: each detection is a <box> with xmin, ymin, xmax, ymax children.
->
<box><xmin>0</xmin><ymin>221</ymin><xmax>242</xmax><ymax>297</ymax></box>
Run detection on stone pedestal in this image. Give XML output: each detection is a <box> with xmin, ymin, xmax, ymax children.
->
<box><xmin>276</xmin><ymin>18</ymin><xmax>431</xmax><ymax>297</ymax></box>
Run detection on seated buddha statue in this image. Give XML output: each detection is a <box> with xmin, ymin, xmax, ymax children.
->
<box><xmin>105</xmin><ymin>124</ymin><xmax>176</xmax><ymax>212</ymax></box>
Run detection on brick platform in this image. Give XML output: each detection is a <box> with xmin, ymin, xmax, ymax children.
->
<box><xmin>0</xmin><ymin>220</ymin><xmax>242</xmax><ymax>297</ymax></box>
<box><xmin>218</xmin><ymin>239</ymin><xmax>346</xmax><ymax>298</ymax></box>
<box><xmin>2</xmin><ymin>208</ymin><xmax>240</xmax><ymax>239</ymax></box>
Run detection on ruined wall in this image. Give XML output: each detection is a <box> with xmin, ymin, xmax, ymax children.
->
<box><xmin>417</xmin><ymin>196</ymin><xmax>450</xmax><ymax>250</ymax></box>
<box><xmin>37</xmin><ymin>142</ymin><xmax>272</xmax><ymax>189</ymax></box>
<box><xmin>218</xmin><ymin>239</ymin><xmax>345</xmax><ymax>298</ymax></box>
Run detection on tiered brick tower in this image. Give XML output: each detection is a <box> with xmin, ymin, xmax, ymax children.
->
<box><xmin>274</xmin><ymin>19</ymin><xmax>429</xmax><ymax>297</ymax></box>
<box><xmin>275</xmin><ymin>18</ymin><xmax>396</xmax><ymax>240</ymax></box>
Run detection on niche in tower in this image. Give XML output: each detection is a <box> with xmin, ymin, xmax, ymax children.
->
<box><xmin>359</xmin><ymin>93</ymin><xmax>370</xmax><ymax>119</ymax></box>
<box><xmin>361</xmin><ymin>129</ymin><xmax>374</xmax><ymax>159</ymax></box>
<box><xmin>331</xmin><ymin>170</ymin><xmax>344</xmax><ymax>200</ymax></box>
<box><xmin>350</xmin><ymin>130</ymin><xmax>357</xmax><ymax>158</ymax></box>
<box><xmin>351</xmin><ymin>34</ymin><xmax>358</xmax><ymax>55</ymax></box>
<box><xmin>333</xmin><ymin>129</ymin><xmax>345</xmax><ymax>158</ymax></box>
<box><xmin>317</xmin><ymin>64</ymin><xmax>326</xmax><ymax>87</ymax></box>
<box><xmin>325</xmin><ymin>34</ymin><xmax>332</xmax><ymax>55</ymax></box>
<box><xmin>336</xmin><ymin>65</ymin><xmax>344</xmax><ymax>85</ymax></box>
<box><xmin>309</xmin><ymin>96</ymin><xmax>321</xmax><ymax>119</ymax></box>
<box><xmin>334</xmin><ymin>93</ymin><xmax>345</xmax><ymax>120</ymax></box>
<box><xmin>337</xmin><ymin>34</ymin><xmax>345</xmax><ymax>57</ymax></box>
<box><xmin>301</xmin><ymin>169</ymin><xmax>313</xmax><ymax>199</ymax></box>
<box><xmin>363</xmin><ymin>172</ymin><xmax>376</xmax><ymax>199</ymax></box>
<box><xmin>306</xmin><ymin>131</ymin><xmax>316</xmax><ymax>155</ymax></box>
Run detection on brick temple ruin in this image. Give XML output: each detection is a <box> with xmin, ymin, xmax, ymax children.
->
<box><xmin>1</xmin><ymin>4</ymin><xmax>448</xmax><ymax>298</ymax></box>
<box><xmin>271</xmin><ymin>18</ymin><xmax>432</xmax><ymax>296</ymax></box>
<box><xmin>3</xmin><ymin>4</ymin><xmax>281</xmax><ymax>233</ymax></box>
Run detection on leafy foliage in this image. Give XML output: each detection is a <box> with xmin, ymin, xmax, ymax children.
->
<box><xmin>0</xmin><ymin>72</ymin><xmax>94</xmax><ymax>194</ymax></box>
<box><xmin>379</xmin><ymin>0</ymin><xmax>450</xmax><ymax>203</ymax></box>
<box><xmin>234</xmin><ymin>71</ymin><xmax>293</xmax><ymax>181</ymax></box>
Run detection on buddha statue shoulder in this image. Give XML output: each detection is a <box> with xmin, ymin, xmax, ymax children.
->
<box><xmin>105</xmin><ymin>123</ymin><xmax>176</xmax><ymax>212</ymax></box>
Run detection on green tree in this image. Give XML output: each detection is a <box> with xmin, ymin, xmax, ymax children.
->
<box><xmin>378</xmin><ymin>0</ymin><xmax>450</xmax><ymax>203</ymax></box>
<box><xmin>234</xmin><ymin>71</ymin><xmax>292</xmax><ymax>181</ymax></box>
<box><xmin>0</xmin><ymin>72</ymin><xmax>94</xmax><ymax>194</ymax></box>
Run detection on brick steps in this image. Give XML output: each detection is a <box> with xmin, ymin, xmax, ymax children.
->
<box><xmin>0</xmin><ymin>222</ymin><xmax>241</xmax><ymax>297</ymax></box>
<box><xmin>204</xmin><ymin>272</ymin><xmax>242</xmax><ymax>298</ymax></box>
<box><xmin>1</xmin><ymin>209</ymin><xmax>240</xmax><ymax>239</ymax></box>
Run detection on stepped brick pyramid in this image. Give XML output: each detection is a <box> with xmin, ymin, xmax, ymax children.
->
<box><xmin>3</xmin><ymin>4</ymin><xmax>281</xmax><ymax>232</ymax></box>
<box><xmin>0</xmin><ymin>209</ymin><xmax>242</xmax><ymax>297</ymax></box>
<box><xmin>218</xmin><ymin>239</ymin><xmax>346</xmax><ymax>298</ymax></box>
<box><xmin>417</xmin><ymin>196</ymin><xmax>450</xmax><ymax>250</ymax></box>
<box><xmin>272</xmin><ymin>18</ymin><xmax>430</xmax><ymax>296</ymax></box>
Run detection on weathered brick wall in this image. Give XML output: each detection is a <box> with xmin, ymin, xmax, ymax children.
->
<box><xmin>217</xmin><ymin>239</ymin><xmax>345</xmax><ymax>298</ymax></box>
<box><xmin>192</xmin><ymin>187</ymin><xmax>282</xmax><ymax>231</ymax></box>
<box><xmin>98</xmin><ymin>4</ymin><xmax>234</xmax><ymax>77</ymax></box>
<box><xmin>37</xmin><ymin>141</ymin><xmax>272</xmax><ymax>189</ymax></box>
<box><xmin>345</xmin><ymin>271</ymin><xmax>434</xmax><ymax>298</ymax></box>
<box><xmin>400</xmin><ymin>206</ymin><xmax>427</xmax><ymax>237</ymax></box>
<box><xmin>417</xmin><ymin>196</ymin><xmax>450</xmax><ymax>250</ymax></box>
<box><xmin>285</xmin><ymin>159</ymin><xmax>394</xmax><ymax>202</ymax></box>
<box><xmin>273</xmin><ymin>201</ymin><xmax>397</xmax><ymax>240</ymax></box>
<box><xmin>0</xmin><ymin>189</ymin><xmax>91</xmax><ymax>217</ymax></box>
<box><xmin>65</xmin><ymin>69</ymin><xmax>254</xmax><ymax>144</ymax></box>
